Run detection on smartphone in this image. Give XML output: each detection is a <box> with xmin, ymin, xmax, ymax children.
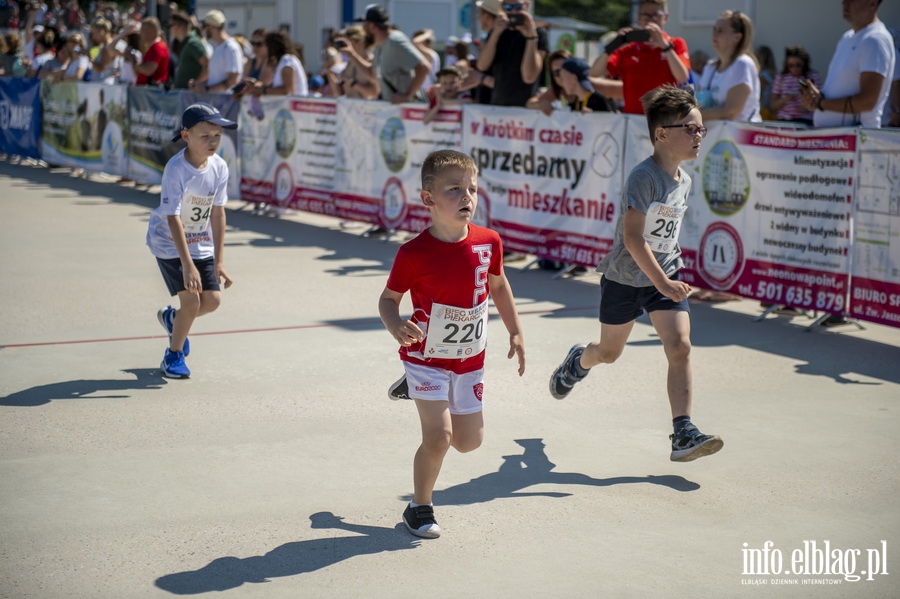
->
<box><xmin>114</xmin><ymin>39</ymin><xmax>128</xmax><ymax>53</ymax></box>
<box><xmin>231</xmin><ymin>81</ymin><xmax>247</xmax><ymax>95</ymax></box>
<box><xmin>624</xmin><ymin>29</ymin><xmax>652</xmax><ymax>43</ymax></box>
<box><xmin>798</xmin><ymin>78</ymin><xmax>809</xmax><ymax>88</ymax></box>
<box><xmin>508</xmin><ymin>13</ymin><xmax>525</xmax><ymax>27</ymax></box>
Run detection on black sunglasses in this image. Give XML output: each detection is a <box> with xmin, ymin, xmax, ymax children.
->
<box><xmin>503</xmin><ymin>3</ymin><xmax>524</xmax><ymax>11</ymax></box>
<box><xmin>251</xmin><ymin>41</ymin><xmax>264</xmax><ymax>47</ymax></box>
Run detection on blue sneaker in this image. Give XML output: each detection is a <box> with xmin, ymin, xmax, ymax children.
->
<box><xmin>160</xmin><ymin>348</ymin><xmax>190</xmax><ymax>379</ymax></box>
<box><xmin>157</xmin><ymin>306</ymin><xmax>189</xmax><ymax>356</ymax></box>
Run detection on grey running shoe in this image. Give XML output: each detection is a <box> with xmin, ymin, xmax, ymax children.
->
<box><xmin>402</xmin><ymin>503</ymin><xmax>441</xmax><ymax>538</ymax></box>
<box><xmin>549</xmin><ymin>344</ymin><xmax>587</xmax><ymax>399</ymax></box>
<box><xmin>388</xmin><ymin>376</ymin><xmax>411</xmax><ymax>401</ymax></box>
<box><xmin>669</xmin><ymin>425</ymin><xmax>724</xmax><ymax>462</ymax></box>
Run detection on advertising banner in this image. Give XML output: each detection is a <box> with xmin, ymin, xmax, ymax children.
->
<box><xmin>126</xmin><ymin>88</ymin><xmax>181</xmax><ymax>184</ymax></box>
<box><xmin>239</xmin><ymin>95</ymin><xmax>291</xmax><ymax>205</ymax></box>
<box><xmin>678</xmin><ymin>123</ymin><xmax>854</xmax><ymax>315</ymax></box>
<box><xmin>463</xmin><ymin>105</ymin><xmax>625</xmax><ymax>266</ymax></box>
<box><xmin>41</xmin><ymin>82</ymin><xmax>128</xmax><ymax>174</ymax></box>
<box><xmin>0</xmin><ymin>77</ymin><xmax>41</xmax><ymax>159</ymax></box>
<box><xmin>850</xmin><ymin>128</ymin><xmax>900</xmax><ymax>326</ymax></box>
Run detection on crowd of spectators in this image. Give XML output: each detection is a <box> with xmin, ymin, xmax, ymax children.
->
<box><xmin>0</xmin><ymin>0</ymin><xmax>895</xmax><ymax>130</ymax></box>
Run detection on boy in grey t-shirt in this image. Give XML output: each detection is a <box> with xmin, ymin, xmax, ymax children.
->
<box><xmin>549</xmin><ymin>85</ymin><xmax>723</xmax><ymax>463</ymax></box>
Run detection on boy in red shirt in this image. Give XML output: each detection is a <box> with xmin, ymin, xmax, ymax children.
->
<box><xmin>378</xmin><ymin>149</ymin><xmax>526</xmax><ymax>538</ymax></box>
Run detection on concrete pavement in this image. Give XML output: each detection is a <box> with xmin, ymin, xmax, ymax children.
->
<box><xmin>1</xmin><ymin>159</ymin><xmax>898</xmax><ymax>598</ymax></box>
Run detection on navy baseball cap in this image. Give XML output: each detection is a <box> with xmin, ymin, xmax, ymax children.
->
<box><xmin>172</xmin><ymin>102</ymin><xmax>237</xmax><ymax>142</ymax></box>
<box><xmin>561</xmin><ymin>57</ymin><xmax>594</xmax><ymax>92</ymax></box>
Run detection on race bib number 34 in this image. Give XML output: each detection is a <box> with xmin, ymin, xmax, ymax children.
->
<box><xmin>643</xmin><ymin>201</ymin><xmax>686</xmax><ymax>253</ymax></box>
<box><xmin>180</xmin><ymin>193</ymin><xmax>215</xmax><ymax>234</ymax></box>
<box><xmin>424</xmin><ymin>300</ymin><xmax>488</xmax><ymax>359</ymax></box>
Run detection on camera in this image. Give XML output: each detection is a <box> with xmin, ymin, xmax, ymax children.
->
<box><xmin>231</xmin><ymin>81</ymin><xmax>248</xmax><ymax>95</ymax></box>
<box><xmin>508</xmin><ymin>13</ymin><xmax>525</xmax><ymax>27</ymax></box>
<box><xmin>624</xmin><ymin>29</ymin><xmax>651</xmax><ymax>43</ymax></box>
<box><xmin>798</xmin><ymin>78</ymin><xmax>809</xmax><ymax>88</ymax></box>
<box><xmin>334</xmin><ymin>39</ymin><xmax>347</xmax><ymax>49</ymax></box>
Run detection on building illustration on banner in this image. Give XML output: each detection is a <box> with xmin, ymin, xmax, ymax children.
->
<box><xmin>703</xmin><ymin>141</ymin><xmax>750</xmax><ymax>216</ymax></box>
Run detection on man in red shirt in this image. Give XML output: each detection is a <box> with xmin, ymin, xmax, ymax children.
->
<box><xmin>134</xmin><ymin>17</ymin><xmax>169</xmax><ymax>86</ymax></box>
<box><xmin>589</xmin><ymin>0</ymin><xmax>690</xmax><ymax>114</ymax></box>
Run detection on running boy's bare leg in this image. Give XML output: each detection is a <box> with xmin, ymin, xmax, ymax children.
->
<box><xmin>648</xmin><ymin>309</ymin><xmax>692</xmax><ymax>417</ymax></box>
<box><xmin>412</xmin><ymin>401</ymin><xmax>484</xmax><ymax>505</ymax></box>
<box><xmin>580</xmin><ymin>321</ymin><xmax>636</xmax><ymax>369</ymax></box>
<box><xmin>171</xmin><ymin>290</ymin><xmax>222</xmax><ymax>349</ymax></box>
<box><xmin>412</xmin><ymin>400</ymin><xmax>453</xmax><ymax>506</ymax></box>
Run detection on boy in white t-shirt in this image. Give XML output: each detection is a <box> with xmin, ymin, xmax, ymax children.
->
<box><xmin>146</xmin><ymin>103</ymin><xmax>237</xmax><ymax>378</ymax></box>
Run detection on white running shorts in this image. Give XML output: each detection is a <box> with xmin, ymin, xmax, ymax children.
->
<box><xmin>402</xmin><ymin>362</ymin><xmax>485</xmax><ymax>415</ymax></box>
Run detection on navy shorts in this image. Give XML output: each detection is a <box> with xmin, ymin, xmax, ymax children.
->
<box><xmin>599</xmin><ymin>275</ymin><xmax>690</xmax><ymax>325</ymax></box>
<box><xmin>156</xmin><ymin>257</ymin><xmax>220</xmax><ymax>296</ymax></box>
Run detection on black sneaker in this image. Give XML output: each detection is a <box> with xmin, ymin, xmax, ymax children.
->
<box><xmin>402</xmin><ymin>503</ymin><xmax>441</xmax><ymax>538</ymax></box>
<box><xmin>669</xmin><ymin>425</ymin><xmax>724</xmax><ymax>462</ymax></box>
<box><xmin>388</xmin><ymin>376</ymin><xmax>411</xmax><ymax>401</ymax></box>
<box><xmin>549</xmin><ymin>344</ymin><xmax>588</xmax><ymax>399</ymax></box>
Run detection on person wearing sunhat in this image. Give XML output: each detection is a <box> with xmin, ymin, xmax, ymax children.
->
<box><xmin>356</xmin><ymin>4</ymin><xmax>430</xmax><ymax>104</ymax></box>
<box><xmin>189</xmin><ymin>9</ymin><xmax>243</xmax><ymax>94</ymax></box>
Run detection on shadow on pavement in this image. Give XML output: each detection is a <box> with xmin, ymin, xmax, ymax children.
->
<box><xmin>154</xmin><ymin>513</ymin><xmax>420</xmax><ymax>595</ymax></box>
<box><xmin>0</xmin><ymin>368</ymin><xmax>168</xmax><ymax>407</ymax></box>
<box><xmin>405</xmin><ymin>438</ymin><xmax>700</xmax><ymax>506</ymax></box>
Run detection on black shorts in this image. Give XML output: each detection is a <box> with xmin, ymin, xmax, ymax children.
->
<box><xmin>599</xmin><ymin>275</ymin><xmax>690</xmax><ymax>325</ymax></box>
<box><xmin>156</xmin><ymin>257</ymin><xmax>220</xmax><ymax>296</ymax></box>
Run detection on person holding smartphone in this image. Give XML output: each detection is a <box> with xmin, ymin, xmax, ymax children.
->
<box><xmin>475</xmin><ymin>0</ymin><xmax>548</xmax><ymax>107</ymax></box>
<box><xmin>589</xmin><ymin>0</ymin><xmax>690</xmax><ymax>115</ymax></box>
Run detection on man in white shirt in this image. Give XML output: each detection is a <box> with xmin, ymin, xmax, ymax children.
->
<box><xmin>801</xmin><ymin>0</ymin><xmax>894</xmax><ymax>128</ymax></box>
<box><xmin>189</xmin><ymin>10</ymin><xmax>244</xmax><ymax>94</ymax></box>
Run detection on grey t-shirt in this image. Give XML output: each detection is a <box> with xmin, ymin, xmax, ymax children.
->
<box><xmin>375</xmin><ymin>29</ymin><xmax>425</xmax><ymax>102</ymax></box>
<box><xmin>596</xmin><ymin>156</ymin><xmax>691</xmax><ymax>287</ymax></box>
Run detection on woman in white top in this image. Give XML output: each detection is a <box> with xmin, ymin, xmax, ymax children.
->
<box><xmin>253</xmin><ymin>30</ymin><xmax>308</xmax><ymax>97</ymax></box>
<box><xmin>698</xmin><ymin>10</ymin><xmax>761</xmax><ymax>122</ymax></box>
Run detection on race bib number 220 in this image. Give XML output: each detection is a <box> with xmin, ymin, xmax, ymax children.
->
<box><xmin>423</xmin><ymin>300</ymin><xmax>488</xmax><ymax>359</ymax></box>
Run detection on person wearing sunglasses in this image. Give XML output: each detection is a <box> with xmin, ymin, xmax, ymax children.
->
<box><xmin>696</xmin><ymin>10</ymin><xmax>761</xmax><ymax>122</ymax></box>
<box><xmin>169</xmin><ymin>11</ymin><xmax>208</xmax><ymax>90</ymax></box>
<box><xmin>769</xmin><ymin>46</ymin><xmax>821</xmax><ymax>125</ymax></box>
<box><xmin>475</xmin><ymin>0</ymin><xmax>548</xmax><ymax>107</ymax></box>
<box><xmin>190</xmin><ymin>10</ymin><xmax>243</xmax><ymax>94</ymax></box>
<box><xmin>550</xmin><ymin>85</ymin><xmax>723</xmax><ymax>464</ymax></box>
<box><xmin>589</xmin><ymin>0</ymin><xmax>690</xmax><ymax>115</ymax></box>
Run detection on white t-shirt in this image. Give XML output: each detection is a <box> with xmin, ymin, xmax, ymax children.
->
<box><xmin>146</xmin><ymin>150</ymin><xmax>230</xmax><ymax>260</ymax></box>
<box><xmin>207</xmin><ymin>37</ymin><xmax>244</xmax><ymax>89</ymax></box>
<box><xmin>700</xmin><ymin>54</ymin><xmax>761</xmax><ymax>122</ymax></box>
<box><xmin>816</xmin><ymin>20</ymin><xmax>895</xmax><ymax>128</ymax></box>
<box><xmin>65</xmin><ymin>54</ymin><xmax>91</xmax><ymax>80</ymax></box>
<box><xmin>273</xmin><ymin>53</ymin><xmax>309</xmax><ymax>96</ymax></box>
<box><xmin>118</xmin><ymin>50</ymin><xmax>141</xmax><ymax>84</ymax></box>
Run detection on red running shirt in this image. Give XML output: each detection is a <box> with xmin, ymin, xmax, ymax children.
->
<box><xmin>386</xmin><ymin>224</ymin><xmax>504</xmax><ymax>374</ymax></box>
<box><xmin>606</xmin><ymin>36</ymin><xmax>690</xmax><ymax>114</ymax></box>
<box><xmin>137</xmin><ymin>39</ymin><xmax>170</xmax><ymax>85</ymax></box>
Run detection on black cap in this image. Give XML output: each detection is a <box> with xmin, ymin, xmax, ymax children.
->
<box><xmin>355</xmin><ymin>4</ymin><xmax>389</xmax><ymax>25</ymax></box>
<box><xmin>172</xmin><ymin>102</ymin><xmax>237</xmax><ymax>142</ymax></box>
